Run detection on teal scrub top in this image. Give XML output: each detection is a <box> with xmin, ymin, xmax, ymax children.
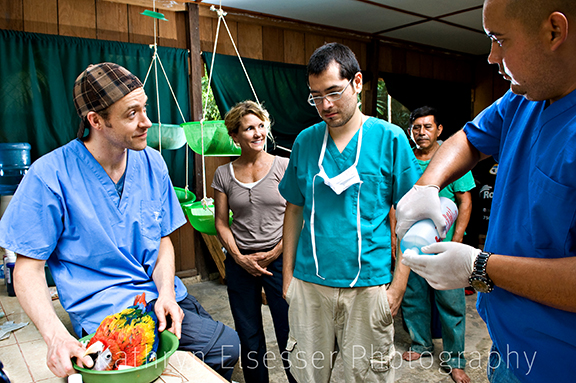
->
<box><xmin>0</xmin><ymin>139</ymin><xmax>188</xmax><ymax>336</ymax></box>
<box><xmin>279</xmin><ymin>117</ymin><xmax>421</xmax><ymax>287</ymax></box>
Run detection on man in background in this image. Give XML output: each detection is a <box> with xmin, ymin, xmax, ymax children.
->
<box><xmin>401</xmin><ymin>106</ymin><xmax>474</xmax><ymax>383</ymax></box>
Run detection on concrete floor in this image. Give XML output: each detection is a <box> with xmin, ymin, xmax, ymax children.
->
<box><xmin>184</xmin><ymin>278</ymin><xmax>492</xmax><ymax>383</ymax></box>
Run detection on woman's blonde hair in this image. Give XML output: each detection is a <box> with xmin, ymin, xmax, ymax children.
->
<box><xmin>224</xmin><ymin>101</ymin><xmax>272</xmax><ymax>140</ymax></box>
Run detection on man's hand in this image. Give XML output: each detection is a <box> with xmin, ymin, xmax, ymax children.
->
<box><xmin>236</xmin><ymin>254</ymin><xmax>273</xmax><ymax>277</ymax></box>
<box><xmin>385</xmin><ymin>285</ymin><xmax>404</xmax><ymax>317</ymax></box>
<box><xmin>395</xmin><ymin>185</ymin><xmax>444</xmax><ymax>240</ymax></box>
<box><xmin>402</xmin><ymin>242</ymin><xmax>480</xmax><ymax>290</ymax></box>
<box><xmin>45</xmin><ymin>332</ymin><xmax>93</xmax><ymax>377</ymax></box>
<box><xmin>154</xmin><ymin>295</ymin><xmax>184</xmax><ymax>339</ymax></box>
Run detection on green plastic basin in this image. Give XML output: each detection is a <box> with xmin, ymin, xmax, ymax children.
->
<box><xmin>182</xmin><ymin>200</ymin><xmax>232</xmax><ymax>235</ymax></box>
<box><xmin>73</xmin><ymin>330</ymin><xmax>179</xmax><ymax>383</ymax></box>
<box><xmin>173</xmin><ymin>187</ymin><xmax>196</xmax><ymax>205</ymax></box>
<box><xmin>181</xmin><ymin>120</ymin><xmax>241</xmax><ymax>156</ymax></box>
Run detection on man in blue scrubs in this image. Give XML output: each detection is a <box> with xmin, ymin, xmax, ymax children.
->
<box><xmin>0</xmin><ymin>63</ymin><xmax>239</xmax><ymax>379</ymax></box>
<box><xmin>279</xmin><ymin>43</ymin><xmax>421</xmax><ymax>382</ymax></box>
<box><xmin>395</xmin><ymin>1</ymin><xmax>576</xmax><ymax>382</ymax></box>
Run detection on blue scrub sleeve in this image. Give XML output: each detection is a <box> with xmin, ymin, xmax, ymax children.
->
<box><xmin>0</xmin><ymin>164</ymin><xmax>62</xmax><ymax>260</ymax></box>
<box><xmin>463</xmin><ymin>91</ymin><xmax>518</xmax><ymax>162</ymax></box>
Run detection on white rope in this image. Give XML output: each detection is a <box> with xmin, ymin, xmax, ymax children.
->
<box><xmin>218</xmin><ymin>9</ymin><xmax>260</xmax><ymax>105</ymax></box>
<box><xmin>140</xmin><ymin>0</ymin><xmax>192</xmax><ymax>191</ymax></box>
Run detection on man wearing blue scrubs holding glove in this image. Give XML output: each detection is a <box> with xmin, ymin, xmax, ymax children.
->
<box><xmin>395</xmin><ymin>0</ymin><xmax>576</xmax><ymax>382</ymax></box>
<box><xmin>279</xmin><ymin>43</ymin><xmax>421</xmax><ymax>382</ymax></box>
<box><xmin>0</xmin><ymin>63</ymin><xmax>239</xmax><ymax>379</ymax></box>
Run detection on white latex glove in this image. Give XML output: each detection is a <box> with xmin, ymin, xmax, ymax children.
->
<box><xmin>402</xmin><ymin>242</ymin><xmax>481</xmax><ymax>290</ymax></box>
<box><xmin>395</xmin><ymin>185</ymin><xmax>444</xmax><ymax>240</ymax></box>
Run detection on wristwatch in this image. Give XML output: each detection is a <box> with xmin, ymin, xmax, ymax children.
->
<box><xmin>469</xmin><ymin>251</ymin><xmax>494</xmax><ymax>293</ymax></box>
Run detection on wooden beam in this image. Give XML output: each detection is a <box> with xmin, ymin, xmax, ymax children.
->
<box><xmin>102</xmin><ymin>0</ymin><xmax>187</xmax><ymax>12</ymax></box>
<box><xmin>200</xmin><ymin>232</ymin><xmax>226</xmax><ymax>280</ymax></box>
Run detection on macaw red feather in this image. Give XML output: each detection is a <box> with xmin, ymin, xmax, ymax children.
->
<box><xmin>86</xmin><ymin>293</ymin><xmax>158</xmax><ymax>370</ymax></box>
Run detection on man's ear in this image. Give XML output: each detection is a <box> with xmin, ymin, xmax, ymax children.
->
<box><xmin>86</xmin><ymin>111</ymin><xmax>104</xmax><ymax>131</ymax></box>
<box><xmin>547</xmin><ymin>11</ymin><xmax>568</xmax><ymax>52</ymax></box>
<box><xmin>353</xmin><ymin>72</ymin><xmax>363</xmax><ymax>93</ymax></box>
<box><xmin>437</xmin><ymin>124</ymin><xmax>444</xmax><ymax>137</ymax></box>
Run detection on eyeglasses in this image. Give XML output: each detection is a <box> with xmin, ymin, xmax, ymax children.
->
<box><xmin>307</xmin><ymin>78</ymin><xmax>353</xmax><ymax>106</ymax></box>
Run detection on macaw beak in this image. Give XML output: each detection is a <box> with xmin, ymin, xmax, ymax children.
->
<box><xmin>84</xmin><ymin>340</ymin><xmax>104</xmax><ymax>357</ymax></box>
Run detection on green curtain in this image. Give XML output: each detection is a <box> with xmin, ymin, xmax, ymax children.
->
<box><xmin>203</xmin><ymin>52</ymin><xmax>321</xmax><ymax>150</ymax></box>
<box><xmin>0</xmin><ymin>29</ymin><xmax>194</xmax><ymax>188</ymax></box>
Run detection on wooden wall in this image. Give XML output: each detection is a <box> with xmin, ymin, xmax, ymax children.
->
<box><xmin>0</xmin><ymin>0</ymin><xmax>187</xmax><ymax>48</ymax></box>
<box><xmin>0</xmin><ymin>0</ymin><xmax>508</xmax><ymax>280</ymax></box>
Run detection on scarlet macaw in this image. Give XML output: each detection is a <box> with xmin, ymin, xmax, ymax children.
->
<box><xmin>83</xmin><ymin>293</ymin><xmax>159</xmax><ymax>370</ymax></box>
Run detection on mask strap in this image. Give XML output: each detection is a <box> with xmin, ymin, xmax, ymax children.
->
<box><xmin>349</xmin><ymin>120</ymin><xmax>363</xmax><ymax>287</ymax></box>
<box><xmin>311</xmin><ymin>173</ymin><xmax>325</xmax><ymax>281</ymax></box>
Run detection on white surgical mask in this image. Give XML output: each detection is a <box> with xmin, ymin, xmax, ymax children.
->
<box><xmin>311</xmin><ymin>121</ymin><xmax>364</xmax><ymax>287</ymax></box>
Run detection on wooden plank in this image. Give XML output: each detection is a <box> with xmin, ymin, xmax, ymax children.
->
<box><xmin>405</xmin><ymin>50</ymin><xmax>421</xmax><ymax>77</ymax></box>
<box><xmin>390</xmin><ymin>46</ymin><xmax>407</xmax><ymax>75</ymax></box>
<box><xmin>262</xmin><ymin>26</ymin><xmax>283</xmax><ymax>62</ymax></box>
<box><xmin>237</xmin><ymin>22</ymin><xmax>262</xmax><ymax>60</ymax></box>
<box><xmin>214</xmin><ymin>18</ymin><xmax>237</xmax><ymax>56</ymax></box>
<box><xmin>343</xmin><ymin>38</ymin><xmax>366</xmax><ymax>70</ymax></box>
<box><xmin>433</xmin><ymin>55</ymin><xmax>448</xmax><ymax>81</ymax></box>
<box><xmin>0</xmin><ymin>0</ymin><xmax>23</xmax><ymax>31</ymax></box>
<box><xmin>179</xmin><ymin>219</ymin><xmax>197</xmax><ymax>272</ymax></box>
<box><xmin>102</xmin><ymin>0</ymin><xmax>186</xmax><ymax>12</ymax></box>
<box><xmin>158</xmin><ymin>9</ymin><xmax>178</xmax><ymax>47</ymax></box>
<box><xmin>23</xmin><ymin>0</ymin><xmax>58</xmax><ymax>35</ymax></box>
<box><xmin>199</xmin><ymin>15</ymin><xmax>213</xmax><ymax>53</ymax></box>
<box><xmin>419</xmin><ymin>52</ymin><xmax>435</xmax><ymax>79</ymax></box>
<box><xmin>173</xmin><ymin>10</ymin><xmax>188</xmax><ymax>49</ymax></box>
<box><xmin>128</xmin><ymin>4</ymin><xmax>155</xmax><ymax>45</ymax></box>
<box><xmin>284</xmin><ymin>30</ymin><xmax>306</xmax><ymax>65</ymax></box>
<box><xmin>96</xmin><ymin>0</ymin><xmax>129</xmax><ymax>42</ymax></box>
<box><xmin>58</xmin><ymin>0</ymin><xmax>96</xmax><ymax>39</ymax></box>
<box><xmin>378</xmin><ymin>44</ymin><xmax>393</xmax><ymax>73</ymax></box>
<box><xmin>304</xmin><ymin>33</ymin><xmax>325</xmax><ymax>63</ymax></box>
<box><xmin>473</xmin><ymin>59</ymin><xmax>493</xmax><ymax>117</ymax></box>
<box><xmin>200</xmin><ymin>232</ymin><xmax>226</xmax><ymax>280</ymax></box>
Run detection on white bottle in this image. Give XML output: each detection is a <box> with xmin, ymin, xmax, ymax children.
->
<box><xmin>400</xmin><ymin>197</ymin><xmax>458</xmax><ymax>254</ymax></box>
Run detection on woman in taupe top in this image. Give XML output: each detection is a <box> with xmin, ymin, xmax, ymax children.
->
<box><xmin>212</xmin><ymin>101</ymin><xmax>296</xmax><ymax>383</ymax></box>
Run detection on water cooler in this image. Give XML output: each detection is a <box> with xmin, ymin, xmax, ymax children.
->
<box><xmin>0</xmin><ymin>143</ymin><xmax>31</xmax><ymax>296</ymax></box>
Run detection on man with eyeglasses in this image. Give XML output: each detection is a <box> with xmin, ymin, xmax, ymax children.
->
<box><xmin>401</xmin><ymin>106</ymin><xmax>475</xmax><ymax>383</ymax></box>
<box><xmin>278</xmin><ymin>42</ymin><xmax>421</xmax><ymax>382</ymax></box>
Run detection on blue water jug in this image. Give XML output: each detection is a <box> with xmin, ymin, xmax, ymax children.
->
<box><xmin>0</xmin><ymin>143</ymin><xmax>31</xmax><ymax>196</ymax></box>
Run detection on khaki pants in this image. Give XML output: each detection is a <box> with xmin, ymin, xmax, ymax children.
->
<box><xmin>285</xmin><ymin>278</ymin><xmax>395</xmax><ymax>383</ymax></box>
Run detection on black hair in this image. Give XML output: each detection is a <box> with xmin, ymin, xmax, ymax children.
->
<box><xmin>307</xmin><ymin>43</ymin><xmax>361</xmax><ymax>82</ymax></box>
<box><xmin>410</xmin><ymin>106</ymin><xmax>439</xmax><ymax>125</ymax></box>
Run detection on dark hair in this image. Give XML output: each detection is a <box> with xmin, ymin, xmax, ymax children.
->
<box><xmin>307</xmin><ymin>43</ymin><xmax>361</xmax><ymax>82</ymax></box>
<box><xmin>410</xmin><ymin>106</ymin><xmax>439</xmax><ymax>125</ymax></box>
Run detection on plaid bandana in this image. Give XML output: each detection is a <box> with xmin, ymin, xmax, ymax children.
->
<box><xmin>73</xmin><ymin>62</ymin><xmax>143</xmax><ymax>138</ymax></box>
